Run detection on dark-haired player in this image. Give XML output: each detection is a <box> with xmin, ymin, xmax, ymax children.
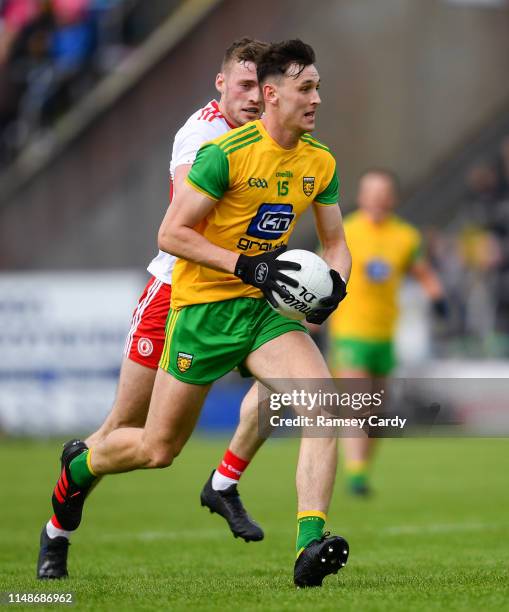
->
<box><xmin>49</xmin><ymin>40</ymin><xmax>351</xmax><ymax>587</ymax></box>
<box><xmin>37</xmin><ymin>37</ymin><xmax>269</xmax><ymax>580</ymax></box>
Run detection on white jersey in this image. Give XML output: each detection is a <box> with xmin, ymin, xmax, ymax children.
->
<box><xmin>147</xmin><ymin>100</ymin><xmax>232</xmax><ymax>284</ymax></box>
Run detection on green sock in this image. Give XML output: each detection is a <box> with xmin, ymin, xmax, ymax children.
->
<box><xmin>348</xmin><ymin>472</ymin><xmax>368</xmax><ymax>489</ymax></box>
<box><xmin>296</xmin><ymin>512</ymin><xmax>326</xmax><ymax>556</ymax></box>
<box><xmin>69</xmin><ymin>450</ymin><xmax>96</xmax><ymax>487</ymax></box>
<box><xmin>346</xmin><ymin>459</ymin><xmax>369</xmax><ymax>492</ymax></box>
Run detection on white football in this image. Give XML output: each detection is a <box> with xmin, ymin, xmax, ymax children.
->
<box><xmin>269</xmin><ymin>249</ymin><xmax>333</xmax><ymax>320</ymax></box>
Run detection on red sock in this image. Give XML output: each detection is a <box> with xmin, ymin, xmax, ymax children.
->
<box><xmin>46</xmin><ymin>514</ymin><xmax>72</xmax><ymax>540</ymax></box>
<box><xmin>217</xmin><ymin>449</ymin><xmax>249</xmax><ymax>482</ymax></box>
<box><xmin>50</xmin><ymin>514</ymin><xmax>63</xmax><ymax>529</ymax></box>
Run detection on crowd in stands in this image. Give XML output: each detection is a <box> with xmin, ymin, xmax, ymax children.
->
<box><xmin>0</xmin><ymin>0</ymin><xmax>176</xmax><ymax>167</ymax></box>
<box><xmin>427</xmin><ymin>135</ymin><xmax>509</xmax><ymax>357</ymax></box>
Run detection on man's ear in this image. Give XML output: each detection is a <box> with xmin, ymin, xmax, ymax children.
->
<box><xmin>215</xmin><ymin>72</ymin><xmax>225</xmax><ymax>94</ymax></box>
<box><xmin>263</xmin><ymin>82</ymin><xmax>277</xmax><ymax>105</ymax></box>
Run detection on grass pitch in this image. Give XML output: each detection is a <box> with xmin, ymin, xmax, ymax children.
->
<box><xmin>1</xmin><ymin>437</ymin><xmax>508</xmax><ymax>611</ymax></box>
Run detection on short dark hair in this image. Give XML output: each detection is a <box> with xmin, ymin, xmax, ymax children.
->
<box><xmin>257</xmin><ymin>39</ymin><xmax>316</xmax><ymax>84</ymax></box>
<box><xmin>360</xmin><ymin>167</ymin><xmax>401</xmax><ymax>196</ymax></box>
<box><xmin>221</xmin><ymin>37</ymin><xmax>269</xmax><ymax>71</ymax></box>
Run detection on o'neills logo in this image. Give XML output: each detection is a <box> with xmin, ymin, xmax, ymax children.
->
<box><xmin>177</xmin><ymin>352</ymin><xmax>193</xmax><ymax>372</ymax></box>
<box><xmin>276</xmin><ymin>170</ymin><xmax>293</xmax><ymax>178</ymax></box>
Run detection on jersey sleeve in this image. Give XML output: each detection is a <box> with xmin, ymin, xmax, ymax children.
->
<box><xmin>315</xmin><ymin>162</ymin><xmax>339</xmax><ymax>205</ymax></box>
<box><xmin>186</xmin><ymin>143</ymin><xmax>229</xmax><ymax>201</ymax></box>
<box><xmin>172</xmin><ymin>122</ymin><xmax>222</xmax><ymax>168</ymax></box>
<box><xmin>406</xmin><ymin>228</ymin><xmax>424</xmax><ymax>268</ymax></box>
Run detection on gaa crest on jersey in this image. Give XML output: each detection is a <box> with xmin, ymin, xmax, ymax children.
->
<box><xmin>177</xmin><ymin>352</ymin><xmax>194</xmax><ymax>372</ymax></box>
<box><xmin>303</xmin><ymin>177</ymin><xmax>315</xmax><ymax>197</ymax></box>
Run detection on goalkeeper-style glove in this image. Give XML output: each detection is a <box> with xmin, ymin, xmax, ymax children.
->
<box><xmin>234</xmin><ymin>246</ymin><xmax>301</xmax><ymax>308</ymax></box>
<box><xmin>305</xmin><ymin>269</ymin><xmax>347</xmax><ymax>325</ymax></box>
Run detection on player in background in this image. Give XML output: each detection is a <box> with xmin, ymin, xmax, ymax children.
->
<box><xmin>37</xmin><ymin>38</ymin><xmax>269</xmax><ymax>580</ymax></box>
<box><xmin>49</xmin><ymin>39</ymin><xmax>352</xmax><ymax>588</ymax></box>
<box><xmin>328</xmin><ymin>169</ymin><xmax>447</xmax><ymax>495</ymax></box>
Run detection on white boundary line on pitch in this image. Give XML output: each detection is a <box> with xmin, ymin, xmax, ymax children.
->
<box><xmin>86</xmin><ymin>522</ymin><xmax>506</xmax><ymax>543</ymax></box>
<box><xmin>93</xmin><ymin>529</ymin><xmax>230</xmax><ymax>542</ymax></box>
<box><xmin>381</xmin><ymin>522</ymin><xmax>503</xmax><ymax>535</ymax></box>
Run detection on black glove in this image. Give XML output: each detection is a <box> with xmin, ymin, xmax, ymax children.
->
<box><xmin>306</xmin><ymin>269</ymin><xmax>347</xmax><ymax>324</ymax></box>
<box><xmin>432</xmin><ymin>297</ymin><xmax>449</xmax><ymax>319</ymax></box>
<box><xmin>234</xmin><ymin>246</ymin><xmax>301</xmax><ymax>308</ymax></box>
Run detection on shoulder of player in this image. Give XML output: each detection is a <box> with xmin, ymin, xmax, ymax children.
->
<box><xmin>390</xmin><ymin>215</ymin><xmax>421</xmax><ymax>242</ymax></box>
<box><xmin>299</xmin><ymin>133</ymin><xmax>334</xmax><ymax>158</ymax></box>
<box><xmin>391</xmin><ymin>214</ymin><xmax>418</xmax><ymax>232</ymax></box>
<box><xmin>343</xmin><ymin>210</ymin><xmax>358</xmax><ymax>225</ymax></box>
<box><xmin>210</xmin><ymin>121</ymin><xmax>262</xmax><ymax>156</ymax></box>
<box><xmin>342</xmin><ymin>210</ymin><xmax>361</xmax><ymax>231</ymax></box>
<box><xmin>174</xmin><ymin>103</ymin><xmax>229</xmax><ymax>141</ymax></box>
<box><xmin>193</xmin><ymin>100</ymin><xmax>229</xmax><ymax>127</ymax></box>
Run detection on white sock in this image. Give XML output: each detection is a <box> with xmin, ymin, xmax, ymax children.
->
<box><xmin>46</xmin><ymin>519</ymin><xmax>73</xmax><ymax>540</ymax></box>
<box><xmin>211</xmin><ymin>470</ymin><xmax>239</xmax><ymax>491</ymax></box>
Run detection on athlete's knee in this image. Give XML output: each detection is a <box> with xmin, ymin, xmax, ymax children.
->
<box><xmin>143</xmin><ymin>442</ymin><xmax>179</xmax><ymax>469</ymax></box>
<box><xmin>301</xmin><ymin>435</ymin><xmax>337</xmax><ymax>455</ymax></box>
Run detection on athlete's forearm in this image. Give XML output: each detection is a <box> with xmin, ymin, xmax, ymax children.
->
<box><xmin>322</xmin><ymin>240</ymin><xmax>351</xmax><ymax>283</ymax></box>
<box><xmin>158</xmin><ymin>225</ymin><xmax>238</xmax><ymax>274</ymax></box>
<box><xmin>313</xmin><ymin>203</ymin><xmax>351</xmax><ymax>283</ymax></box>
<box><xmin>410</xmin><ymin>260</ymin><xmax>444</xmax><ymax>300</ymax></box>
<box><xmin>158</xmin><ymin>182</ymin><xmax>239</xmax><ymax>274</ymax></box>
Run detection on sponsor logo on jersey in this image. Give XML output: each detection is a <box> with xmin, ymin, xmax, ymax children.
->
<box><xmin>365</xmin><ymin>258</ymin><xmax>391</xmax><ymax>282</ymax></box>
<box><xmin>245</xmin><ymin>203</ymin><xmax>295</xmax><ymax>240</ymax></box>
<box><xmin>248</xmin><ymin>177</ymin><xmax>268</xmax><ymax>188</ymax></box>
<box><xmin>177</xmin><ymin>352</ymin><xmax>194</xmax><ymax>372</ymax></box>
<box><xmin>276</xmin><ymin>170</ymin><xmax>293</xmax><ymax>178</ymax></box>
<box><xmin>303</xmin><ymin>177</ymin><xmax>315</xmax><ymax>197</ymax></box>
<box><xmin>255</xmin><ymin>262</ymin><xmax>269</xmax><ymax>284</ymax></box>
<box><xmin>237</xmin><ymin>238</ymin><xmax>286</xmax><ymax>252</ymax></box>
<box><xmin>137</xmin><ymin>337</ymin><xmax>153</xmax><ymax>357</ymax></box>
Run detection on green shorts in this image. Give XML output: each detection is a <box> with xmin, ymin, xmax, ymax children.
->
<box><xmin>159</xmin><ymin>297</ymin><xmax>307</xmax><ymax>384</ymax></box>
<box><xmin>329</xmin><ymin>336</ymin><xmax>396</xmax><ymax>377</ymax></box>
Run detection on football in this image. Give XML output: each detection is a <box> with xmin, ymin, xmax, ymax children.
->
<box><xmin>269</xmin><ymin>249</ymin><xmax>333</xmax><ymax>320</ymax></box>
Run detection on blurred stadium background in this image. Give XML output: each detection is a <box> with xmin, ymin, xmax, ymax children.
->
<box><xmin>0</xmin><ymin>2</ymin><xmax>509</xmax><ymax>607</ymax></box>
<box><xmin>1</xmin><ymin>0</ymin><xmax>509</xmax><ymax>434</ymax></box>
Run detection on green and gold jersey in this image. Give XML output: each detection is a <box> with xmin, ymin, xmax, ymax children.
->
<box><xmin>329</xmin><ymin>211</ymin><xmax>422</xmax><ymax>340</ymax></box>
<box><xmin>171</xmin><ymin>119</ymin><xmax>339</xmax><ymax>309</ymax></box>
